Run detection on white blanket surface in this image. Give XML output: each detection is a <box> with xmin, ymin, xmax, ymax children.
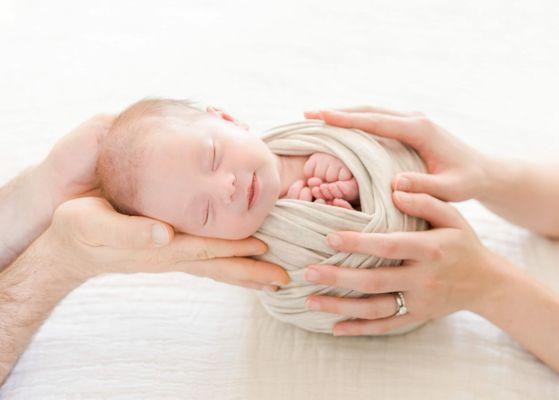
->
<box><xmin>1</xmin><ymin>0</ymin><xmax>558</xmax><ymax>398</ymax></box>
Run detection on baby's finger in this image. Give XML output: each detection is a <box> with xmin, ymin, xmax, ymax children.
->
<box><xmin>299</xmin><ymin>187</ymin><xmax>313</xmax><ymax>202</ymax></box>
<box><xmin>338</xmin><ymin>167</ymin><xmax>352</xmax><ymax>181</ymax></box>
<box><xmin>327</xmin><ymin>182</ymin><xmax>344</xmax><ymax>198</ymax></box>
<box><xmin>286</xmin><ymin>180</ymin><xmax>305</xmax><ymax>199</ymax></box>
<box><xmin>320</xmin><ymin>183</ymin><xmax>335</xmax><ymax>200</ymax></box>
<box><xmin>307</xmin><ymin>177</ymin><xmax>323</xmax><ymax>188</ymax></box>
<box><xmin>311</xmin><ymin>186</ymin><xmax>325</xmax><ymax>199</ymax></box>
<box><xmin>303</xmin><ymin>157</ymin><xmax>317</xmax><ymax>178</ymax></box>
<box><xmin>332</xmin><ymin>198</ymin><xmax>354</xmax><ymax>210</ymax></box>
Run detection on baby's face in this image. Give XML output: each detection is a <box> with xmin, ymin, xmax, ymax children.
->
<box><xmin>136</xmin><ymin>113</ymin><xmax>281</xmax><ymax>239</ymax></box>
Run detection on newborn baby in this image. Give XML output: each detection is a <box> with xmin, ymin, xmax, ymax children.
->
<box><xmin>98</xmin><ymin>97</ymin><xmax>427</xmax><ymax>335</ymax></box>
<box><xmin>97</xmin><ymin>98</ymin><xmax>360</xmax><ymax>240</ymax></box>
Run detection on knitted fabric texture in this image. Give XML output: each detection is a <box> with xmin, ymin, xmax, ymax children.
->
<box><xmin>253</xmin><ymin>120</ymin><xmax>428</xmax><ymax>334</ymax></box>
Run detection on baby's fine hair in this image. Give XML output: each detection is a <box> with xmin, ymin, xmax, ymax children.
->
<box><xmin>96</xmin><ymin>98</ymin><xmax>204</xmax><ymax>215</ymax></box>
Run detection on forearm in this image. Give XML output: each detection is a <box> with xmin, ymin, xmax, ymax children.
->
<box><xmin>470</xmin><ymin>253</ymin><xmax>559</xmax><ymax>373</ymax></box>
<box><xmin>478</xmin><ymin>157</ymin><xmax>559</xmax><ymax>238</ymax></box>
<box><xmin>0</xmin><ymin>163</ymin><xmax>66</xmax><ymax>270</ymax></box>
<box><xmin>0</xmin><ymin>237</ymin><xmax>81</xmax><ymax>385</ymax></box>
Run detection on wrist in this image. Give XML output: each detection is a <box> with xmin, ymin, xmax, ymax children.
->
<box><xmin>473</xmin><ymin>153</ymin><xmax>496</xmax><ymax>201</ymax></box>
<box><xmin>0</xmin><ymin>164</ymin><xmax>62</xmax><ymax>267</ymax></box>
<box><xmin>465</xmin><ymin>250</ymin><xmax>519</xmax><ymax>318</ymax></box>
<box><xmin>475</xmin><ymin>156</ymin><xmax>518</xmax><ymax>204</ymax></box>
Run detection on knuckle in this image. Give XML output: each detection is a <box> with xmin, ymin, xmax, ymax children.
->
<box><xmin>421</xmin><ymin>275</ymin><xmax>440</xmax><ymax>292</ymax></box>
<box><xmin>366</xmin><ymin>306</ymin><xmax>384</xmax><ymax>320</ymax></box>
<box><xmin>209</xmin><ymin>268</ymin><xmax>225</xmax><ymax>283</ymax></box>
<box><xmin>195</xmin><ymin>240</ymin><xmax>214</xmax><ymax>260</ymax></box>
<box><xmin>378</xmin><ymin>237</ymin><xmax>399</xmax><ymax>258</ymax></box>
<box><xmin>414</xmin><ymin>116</ymin><xmax>435</xmax><ymax>129</ymax></box>
<box><xmin>363</xmin><ymin>273</ymin><xmax>381</xmax><ymax>292</ymax></box>
<box><xmin>426</xmin><ymin>245</ymin><xmax>444</xmax><ymax>261</ymax></box>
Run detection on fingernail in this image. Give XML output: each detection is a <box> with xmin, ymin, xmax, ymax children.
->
<box><xmin>327</xmin><ymin>233</ymin><xmax>343</xmax><ymax>248</ymax></box>
<box><xmin>395</xmin><ymin>175</ymin><xmax>411</xmax><ymax>191</ymax></box>
<box><xmin>271</xmin><ymin>281</ymin><xmax>283</xmax><ymax>286</ymax></box>
<box><xmin>394</xmin><ymin>191</ymin><xmax>411</xmax><ymax>204</ymax></box>
<box><xmin>152</xmin><ymin>224</ymin><xmax>170</xmax><ymax>246</ymax></box>
<box><xmin>305</xmin><ymin>267</ymin><xmax>321</xmax><ymax>282</ymax></box>
<box><xmin>305</xmin><ymin>297</ymin><xmax>320</xmax><ymax>311</ymax></box>
<box><xmin>254</xmin><ymin>245</ymin><xmax>267</xmax><ymax>255</ymax></box>
<box><xmin>263</xmin><ymin>285</ymin><xmax>278</xmax><ymax>292</ymax></box>
<box><xmin>333</xmin><ymin>327</ymin><xmax>346</xmax><ymax>336</ymax></box>
<box><xmin>305</xmin><ymin>110</ymin><xmax>320</xmax><ymax>115</ymax></box>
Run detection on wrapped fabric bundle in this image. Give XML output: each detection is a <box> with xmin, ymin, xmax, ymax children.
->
<box><xmin>253</xmin><ymin>120</ymin><xmax>428</xmax><ymax>335</ymax></box>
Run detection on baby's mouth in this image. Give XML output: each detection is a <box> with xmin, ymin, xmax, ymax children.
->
<box><xmin>247</xmin><ymin>172</ymin><xmax>258</xmax><ymax>210</ymax></box>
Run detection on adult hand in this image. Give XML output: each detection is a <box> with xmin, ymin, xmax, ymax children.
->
<box><xmin>304</xmin><ymin>191</ymin><xmax>496</xmax><ymax>336</ymax></box>
<box><xmin>41</xmin><ymin>114</ymin><xmax>115</xmax><ymax>204</ymax></box>
<box><xmin>305</xmin><ymin>106</ymin><xmax>488</xmax><ymax>202</ymax></box>
<box><xmin>45</xmin><ymin>197</ymin><xmax>290</xmax><ymax>290</ymax></box>
<box><xmin>0</xmin><ymin>115</ymin><xmax>116</xmax><ymax>269</ymax></box>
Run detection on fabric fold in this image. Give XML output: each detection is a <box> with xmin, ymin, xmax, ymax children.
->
<box><xmin>253</xmin><ymin>120</ymin><xmax>428</xmax><ymax>334</ymax></box>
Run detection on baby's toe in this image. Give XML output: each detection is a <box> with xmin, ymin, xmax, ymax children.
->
<box><xmin>328</xmin><ymin>182</ymin><xmax>344</xmax><ymax>198</ymax></box>
<box><xmin>307</xmin><ymin>177</ymin><xmax>323</xmax><ymax>188</ymax></box>
<box><xmin>311</xmin><ymin>186</ymin><xmax>324</xmax><ymax>199</ymax></box>
<box><xmin>299</xmin><ymin>187</ymin><xmax>313</xmax><ymax>202</ymax></box>
<box><xmin>319</xmin><ymin>183</ymin><xmax>335</xmax><ymax>200</ymax></box>
<box><xmin>332</xmin><ymin>198</ymin><xmax>354</xmax><ymax>210</ymax></box>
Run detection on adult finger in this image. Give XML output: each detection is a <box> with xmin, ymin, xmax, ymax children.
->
<box><xmin>309</xmin><ymin>110</ymin><xmax>416</xmax><ymax>143</ymax></box>
<box><xmin>392</xmin><ymin>191</ymin><xmax>467</xmax><ymax>229</ymax></box>
<box><xmin>328</xmin><ymin>105</ymin><xmax>411</xmax><ymax>116</ymax></box>
<box><xmin>166</xmin><ymin>256</ymin><xmax>291</xmax><ymax>286</ymax></box>
<box><xmin>164</xmin><ymin>234</ymin><xmax>269</xmax><ymax>260</ymax></box>
<box><xmin>392</xmin><ymin>172</ymin><xmax>456</xmax><ymax>201</ymax></box>
<box><xmin>333</xmin><ymin>313</ymin><xmax>420</xmax><ymax>336</ymax></box>
<box><xmin>325</xmin><ymin>230</ymin><xmax>444</xmax><ymax>261</ymax></box>
<box><xmin>306</xmin><ymin>293</ymin><xmax>401</xmax><ymax>320</ymax></box>
<box><xmin>305</xmin><ymin>264</ymin><xmax>417</xmax><ymax>293</ymax></box>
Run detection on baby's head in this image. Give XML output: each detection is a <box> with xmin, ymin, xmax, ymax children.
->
<box><xmin>97</xmin><ymin>98</ymin><xmax>282</xmax><ymax>239</ymax></box>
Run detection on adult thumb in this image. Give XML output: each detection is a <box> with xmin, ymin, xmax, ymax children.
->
<box><xmin>59</xmin><ymin>198</ymin><xmax>174</xmax><ymax>249</ymax></box>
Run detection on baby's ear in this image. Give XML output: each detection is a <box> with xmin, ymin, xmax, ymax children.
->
<box><xmin>207</xmin><ymin>106</ymin><xmax>249</xmax><ymax>130</ymax></box>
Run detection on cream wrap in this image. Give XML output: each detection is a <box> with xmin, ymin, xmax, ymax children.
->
<box><xmin>253</xmin><ymin>120</ymin><xmax>429</xmax><ymax>335</ymax></box>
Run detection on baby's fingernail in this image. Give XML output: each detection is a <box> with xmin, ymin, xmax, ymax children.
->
<box><xmin>395</xmin><ymin>175</ymin><xmax>411</xmax><ymax>191</ymax></box>
<box><xmin>305</xmin><ymin>267</ymin><xmax>321</xmax><ymax>282</ymax></box>
<box><xmin>394</xmin><ymin>191</ymin><xmax>411</xmax><ymax>204</ymax></box>
<box><xmin>263</xmin><ymin>285</ymin><xmax>278</xmax><ymax>292</ymax></box>
<box><xmin>305</xmin><ymin>297</ymin><xmax>320</xmax><ymax>311</ymax></box>
<box><xmin>327</xmin><ymin>233</ymin><xmax>343</xmax><ymax>248</ymax></box>
<box><xmin>152</xmin><ymin>224</ymin><xmax>170</xmax><ymax>246</ymax></box>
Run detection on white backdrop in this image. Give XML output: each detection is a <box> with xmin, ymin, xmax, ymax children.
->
<box><xmin>1</xmin><ymin>1</ymin><xmax>558</xmax><ymax>398</ymax></box>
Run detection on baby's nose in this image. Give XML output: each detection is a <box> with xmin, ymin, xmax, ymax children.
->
<box><xmin>221</xmin><ymin>173</ymin><xmax>237</xmax><ymax>204</ymax></box>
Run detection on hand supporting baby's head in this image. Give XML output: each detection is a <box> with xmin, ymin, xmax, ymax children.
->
<box><xmin>97</xmin><ymin>98</ymin><xmax>282</xmax><ymax>240</ymax></box>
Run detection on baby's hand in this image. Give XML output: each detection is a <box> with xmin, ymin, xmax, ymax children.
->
<box><xmin>303</xmin><ymin>153</ymin><xmax>359</xmax><ymax>204</ymax></box>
